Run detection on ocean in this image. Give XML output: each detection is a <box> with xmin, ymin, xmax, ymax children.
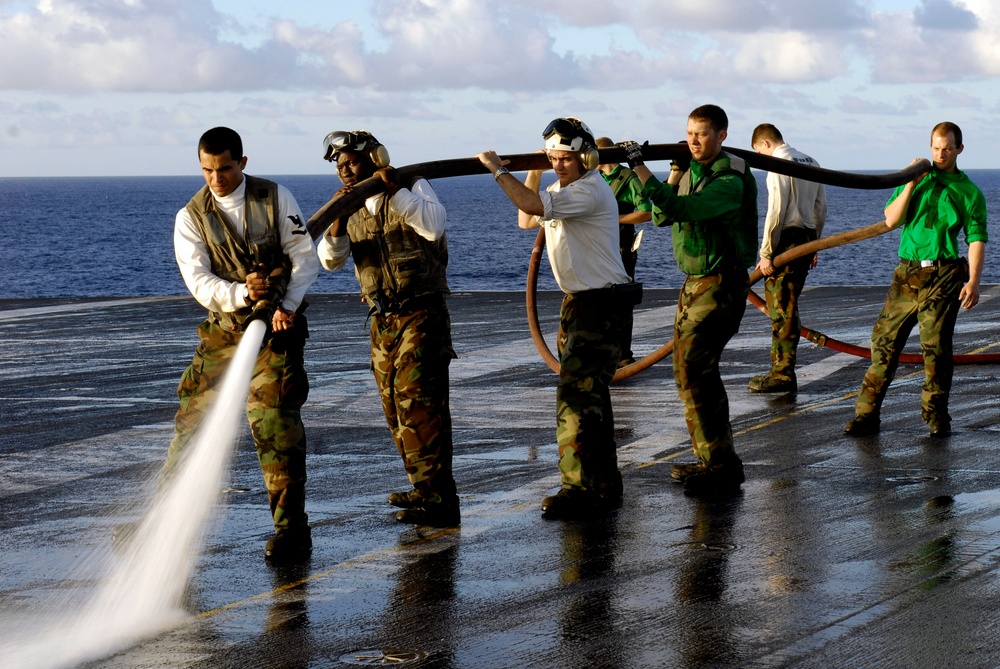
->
<box><xmin>2</xmin><ymin>170</ymin><xmax>999</xmax><ymax>300</ymax></box>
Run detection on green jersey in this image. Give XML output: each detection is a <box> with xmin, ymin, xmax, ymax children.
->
<box><xmin>601</xmin><ymin>164</ymin><xmax>652</xmax><ymax>215</ymax></box>
<box><xmin>887</xmin><ymin>168</ymin><xmax>988</xmax><ymax>261</ymax></box>
<box><xmin>642</xmin><ymin>151</ymin><xmax>758</xmax><ymax>276</ymax></box>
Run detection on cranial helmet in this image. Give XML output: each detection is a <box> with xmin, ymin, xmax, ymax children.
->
<box><xmin>542</xmin><ymin>117</ymin><xmax>599</xmax><ymax>170</ymax></box>
<box><xmin>322</xmin><ymin>130</ymin><xmax>391</xmax><ymax>168</ymax></box>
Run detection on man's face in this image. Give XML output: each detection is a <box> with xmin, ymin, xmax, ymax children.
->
<box><xmin>200</xmin><ymin>150</ymin><xmax>246</xmax><ymax>197</ymax></box>
<box><xmin>336</xmin><ymin>151</ymin><xmax>374</xmax><ymax>186</ymax></box>
<box><xmin>930</xmin><ymin>131</ymin><xmax>962</xmax><ymax>173</ymax></box>
<box><xmin>547</xmin><ymin>149</ymin><xmax>584</xmax><ymax>186</ymax></box>
<box><xmin>686</xmin><ymin>118</ymin><xmax>727</xmax><ymax>164</ymax></box>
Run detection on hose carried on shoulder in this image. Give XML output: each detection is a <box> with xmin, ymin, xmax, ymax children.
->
<box><xmin>305</xmin><ymin>144</ymin><xmax>996</xmax><ymax>377</ymax></box>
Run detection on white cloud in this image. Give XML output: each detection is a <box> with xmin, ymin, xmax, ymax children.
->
<box><xmin>863</xmin><ymin>0</ymin><xmax>1000</xmax><ymax>82</ymax></box>
<box><xmin>0</xmin><ymin>0</ymin><xmax>301</xmax><ymax>91</ymax></box>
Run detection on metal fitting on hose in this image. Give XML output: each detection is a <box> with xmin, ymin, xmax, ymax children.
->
<box><xmin>243</xmin><ymin>298</ymin><xmax>276</xmax><ymax>333</ymax></box>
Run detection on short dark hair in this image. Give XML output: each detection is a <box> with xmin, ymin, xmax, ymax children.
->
<box><xmin>689</xmin><ymin>104</ymin><xmax>729</xmax><ymax>132</ymax></box>
<box><xmin>595</xmin><ymin>136</ymin><xmax>614</xmax><ymax>148</ymax></box>
<box><xmin>932</xmin><ymin>121</ymin><xmax>963</xmax><ymax>147</ymax></box>
<box><xmin>198</xmin><ymin>126</ymin><xmax>243</xmax><ymax>159</ymax></box>
<box><xmin>751</xmin><ymin>123</ymin><xmax>783</xmax><ymax>147</ymax></box>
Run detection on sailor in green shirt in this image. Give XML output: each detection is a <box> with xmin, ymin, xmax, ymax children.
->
<box><xmin>620</xmin><ymin>104</ymin><xmax>757</xmax><ymax>494</ymax></box>
<box><xmin>596</xmin><ymin>136</ymin><xmax>652</xmax><ymax>367</ymax></box>
<box><xmin>845</xmin><ymin>122</ymin><xmax>987</xmax><ymax>439</ymax></box>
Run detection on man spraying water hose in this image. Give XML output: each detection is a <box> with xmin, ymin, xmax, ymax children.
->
<box><xmin>166</xmin><ymin>127</ymin><xmax>319</xmax><ymax>561</ymax></box>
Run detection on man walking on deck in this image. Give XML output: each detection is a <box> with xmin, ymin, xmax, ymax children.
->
<box><xmin>316</xmin><ymin>130</ymin><xmax>460</xmax><ymax>528</ymax></box>
<box><xmin>748</xmin><ymin>124</ymin><xmax>827</xmax><ymax>393</ymax></box>
<box><xmin>595</xmin><ymin>136</ymin><xmax>652</xmax><ymax>368</ymax></box>
<box><xmin>477</xmin><ymin>117</ymin><xmax>637</xmax><ymax>519</ymax></box>
<box><xmin>168</xmin><ymin>126</ymin><xmax>319</xmax><ymax>561</ymax></box>
<box><xmin>621</xmin><ymin>104</ymin><xmax>758</xmax><ymax>495</ymax></box>
<box><xmin>845</xmin><ymin>122</ymin><xmax>987</xmax><ymax>439</ymax></box>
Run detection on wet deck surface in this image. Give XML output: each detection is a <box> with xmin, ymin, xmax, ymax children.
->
<box><xmin>4</xmin><ymin>287</ymin><xmax>1000</xmax><ymax>668</ymax></box>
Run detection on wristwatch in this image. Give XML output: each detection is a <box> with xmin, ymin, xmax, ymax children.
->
<box><xmin>493</xmin><ymin>166</ymin><xmax>510</xmax><ymax>180</ymax></box>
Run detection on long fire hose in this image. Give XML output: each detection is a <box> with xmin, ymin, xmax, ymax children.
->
<box><xmin>304</xmin><ymin>145</ymin><xmax>997</xmax><ymax>377</ymax></box>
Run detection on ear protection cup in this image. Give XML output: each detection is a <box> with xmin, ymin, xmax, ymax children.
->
<box><xmin>579</xmin><ymin>146</ymin><xmax>599</xmax><ymax>171</ymax></box>
<box><xmin>370</xmin><ymin>143</ymin><xmax>391</xmax><ymax>169</ymax></box>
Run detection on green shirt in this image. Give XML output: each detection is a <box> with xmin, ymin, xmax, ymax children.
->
<box><xmin>641</xmin><ymin>152</ymin><xmax>758</xmax><ymax>276</ymax></box>
<box><xmin>601</xmin><ymin>164</ymin><xmax>652</xmax><ymax>214</ymax></box>
<box><xmin>888</xmin><ymin>168</ymin><xmax>988</xmax><ymax>261</ymax></box>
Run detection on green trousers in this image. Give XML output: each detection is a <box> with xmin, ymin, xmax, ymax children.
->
<box><xmin>674</xmin><ymin>268</ymin><xmax>748</xmax><ymax>465</ymax></box>
<box><xmin>166</xmin><ymin>316</ymin><xmax>310</xmax><ymax>531</ymax></box>
<box><xmin>763</xmin><ymin>228</ymin><xmax>816</xmax><ymax>380</ymax></box>
<box><xmin>555</xmin><ymin>288</ymin><xmax>625</xmax><ymax>496</ymax></box>
<box><xmin>855</xmin><ymin>261</ymin><xmax>963</xmax><ymax>422</ymax></box>
<box><xmin>370</xmin><ymin>298</ymin><xmax>458</xmax><ymax>504</ymax></box>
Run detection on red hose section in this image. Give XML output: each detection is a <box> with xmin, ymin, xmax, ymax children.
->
<box><xmin>527</xmin><ymin>229</ymin><xmax>672</xmax><ymax>380</ymax></box>
<box><xmin>528</xmin><ymin>229</ymin><xmax>1000</xmax><ymax>379</ymax></box>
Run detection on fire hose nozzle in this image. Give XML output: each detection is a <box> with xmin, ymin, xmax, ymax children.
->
<box><xmin>243</xmin><ymin>299</ymin><xmax>276</xmax><ymax>333</ymax></box>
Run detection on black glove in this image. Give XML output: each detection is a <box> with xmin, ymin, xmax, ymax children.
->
<box><xmin>671</xmin><ymin>140</ymin><xmax>691</xmax><ymax>172</ymax></box>
<box><xmin>619</xmin><ymin>140</ymin><xmax>646</xmax><ymax>169</ymax></box>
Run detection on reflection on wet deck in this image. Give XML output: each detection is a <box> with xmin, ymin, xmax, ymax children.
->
<box><xmin>3</xmin><ymin>288</ymin><xmax>1000</xmax><ymax>668</ymax></box>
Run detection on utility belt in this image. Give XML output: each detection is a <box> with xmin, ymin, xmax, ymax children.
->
<box><xmin>573</xmin><ymin>281</ymin><xmax>643</xmax><ymax>307</ymax></box>
<box><xmin>899</xmin><ymin>257</ymin><xmax>969</xmax><ymax>281</ymax></box>
<box><xmin>366</xmin><ymin>291</ymin><xmax>446</xmax><ymax>319</ymax></box>
<box><xmin>899</xmin><ymin>258</ymin><xmax>962</xmax><ymax>268</ymax></box>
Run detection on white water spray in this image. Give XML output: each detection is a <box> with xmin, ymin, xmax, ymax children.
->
<box><xmin>2</xmin><ymin>319</ymin><xmax>268</xmax><ymax>669</ymax></box>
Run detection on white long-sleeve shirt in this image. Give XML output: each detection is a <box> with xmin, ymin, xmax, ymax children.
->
<box><xmin>316</xmin><ymin>178</ymin><xmax>446</xmax><ymax>271</ymax></box>
<box><xmin>174</xmin><ymin>178</ymin><xmax>319</xmax><ymax>313</ymax></box>
<box><xmin>760</xmin><ymin>144</ymin><xmax>828</xmax><ymax>260</ymax></box>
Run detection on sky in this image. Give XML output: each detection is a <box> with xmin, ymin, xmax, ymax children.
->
<box><xmin>1</xmin><ymin>0</ymin><xmax>999</xmax><ymax>177</ymax></box>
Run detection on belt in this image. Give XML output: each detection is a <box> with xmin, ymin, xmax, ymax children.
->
<box><xmin>900</xmin><ymin>259</ymin><xmax>961</xmax><ymax>269</ymax></box>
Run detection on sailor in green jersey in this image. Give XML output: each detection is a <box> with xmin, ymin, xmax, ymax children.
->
<box><xmin>596</xmin><ymin>136</ymin><xmax>652</xmax><ymax>367</ymax></box>
<box><xmin>845</xmin><ymin>122</ymin><xmax>987</xmax><ymax>439</ymax></box>
<box><xmin>620</xmin><ymin>104</ymin><xmax>757</xmax><ymax>495</ymax></box>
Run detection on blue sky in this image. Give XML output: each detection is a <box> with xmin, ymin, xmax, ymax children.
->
<box><xmin>1</xmin><ymin>0</ymin><xmax>998</xmax><ymax>176</ymax></box>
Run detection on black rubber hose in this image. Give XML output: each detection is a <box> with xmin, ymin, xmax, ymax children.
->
<box><xmin>306</xmin><ymin>145</ymin><xmax>931</xmax><ymax>240</ymax></box>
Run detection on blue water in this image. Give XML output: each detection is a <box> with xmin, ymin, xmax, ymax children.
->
<box><xmin>1</xmin><ymin>170</ymin><xmax>998</xmax><ymax>299</ymax></box>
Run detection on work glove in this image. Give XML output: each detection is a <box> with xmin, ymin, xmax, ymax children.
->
<box><xmin>671</xmin><ymin>140</ymin><xmax>691</xmax><ymax>172</ymax></box>
<box><xmin>618</xmin><ymin>140</ymin><xmax>646</xmax><ymax>169</ymax></box>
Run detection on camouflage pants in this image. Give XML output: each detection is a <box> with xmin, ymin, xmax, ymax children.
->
<box><xmin>674</xmin><ymin>268</ymin><xmax>749</xmax><ymax>465</ymax></box>
<box><xmin>371</xmin><ymin>300</ymin><xmax>458</xmax><ymax>504</ymax></box>
<box><xmin>855</xmin><ymin>261</ymin><xmax>963</xmax><ymax>422</ymax></box>
<box><xmin>166</xmin><ymin>317</ymin><xmax>310</xmax><ymax>531</ymax></box>
<box><xmin>764</xmin><ymin>228</ymin><xmax>816</xmax><ymax>380</ymax></box>
<box><xmin>555</xmin><ymin>289</ymin><xmax>624</xmax><ymax>494</ymax></box>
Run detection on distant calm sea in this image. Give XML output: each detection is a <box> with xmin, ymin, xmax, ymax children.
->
<box><xmin>2</xmin><ymin>170</ymin><xmax>999</xmax><ymax>299</ymax></box>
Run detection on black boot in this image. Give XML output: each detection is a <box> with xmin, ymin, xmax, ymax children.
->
<box><xmin>265</xmin><ymin>526</ymin><xmax>312</xmax><ymax>562</ymax></box>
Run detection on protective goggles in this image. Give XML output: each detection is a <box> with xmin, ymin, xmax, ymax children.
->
<box><xmin>542</xmin><ymin>118</ymin><xmax>589</xmax><ymax>152</ymax></box>
<box><xmin>322</xmin><ymin>130</ymin><xmax>373</xmax><ymax>162</ymax></box>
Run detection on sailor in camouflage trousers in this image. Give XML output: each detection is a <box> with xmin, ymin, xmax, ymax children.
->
<box><xmin>168</xmin><ymin>126</ymin><xmax>319</xmax><ymax>561</ymax></box>
<box><xmin>624</xmin><ymin>104</ymin><xmax>758</xmax><ymax>494</ymax></box>
<box><xmin>478</xmin><ymin>117</ymin><xmax>634</xmax><ymax>519</ymax></box>
<box><xmin>845</xmin><ymin>122</ymin><xmax>986</xmax><ymax>439</ymax></box>
<box><xmin>748</xmin><ymin>124</ymin><xmax>827</xmax><ymax>393</ymax></box>
<box><xmin>316</xmin><ymin>130</ymin><xmax>460</xmax><ymax>528</ymax></box>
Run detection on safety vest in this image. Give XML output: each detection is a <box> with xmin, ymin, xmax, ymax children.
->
<box><xmin>185</xmin><ymin>175</ymin><xmax>286</xmax><ymax>329</ymax></box>
<box><xmin>673</xmin><ymin>152</ymin><xmax>758</xmax><ymax>275</ymax></box>
<box><xmin>347</xmin><ymin>195</ymin><xmax>449</xmax><ymax>312</ymax></box>
<box><xmin>605</xmin><ymin>166</ymin><xmax>639</xmax><ymax>216</ymax></box>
